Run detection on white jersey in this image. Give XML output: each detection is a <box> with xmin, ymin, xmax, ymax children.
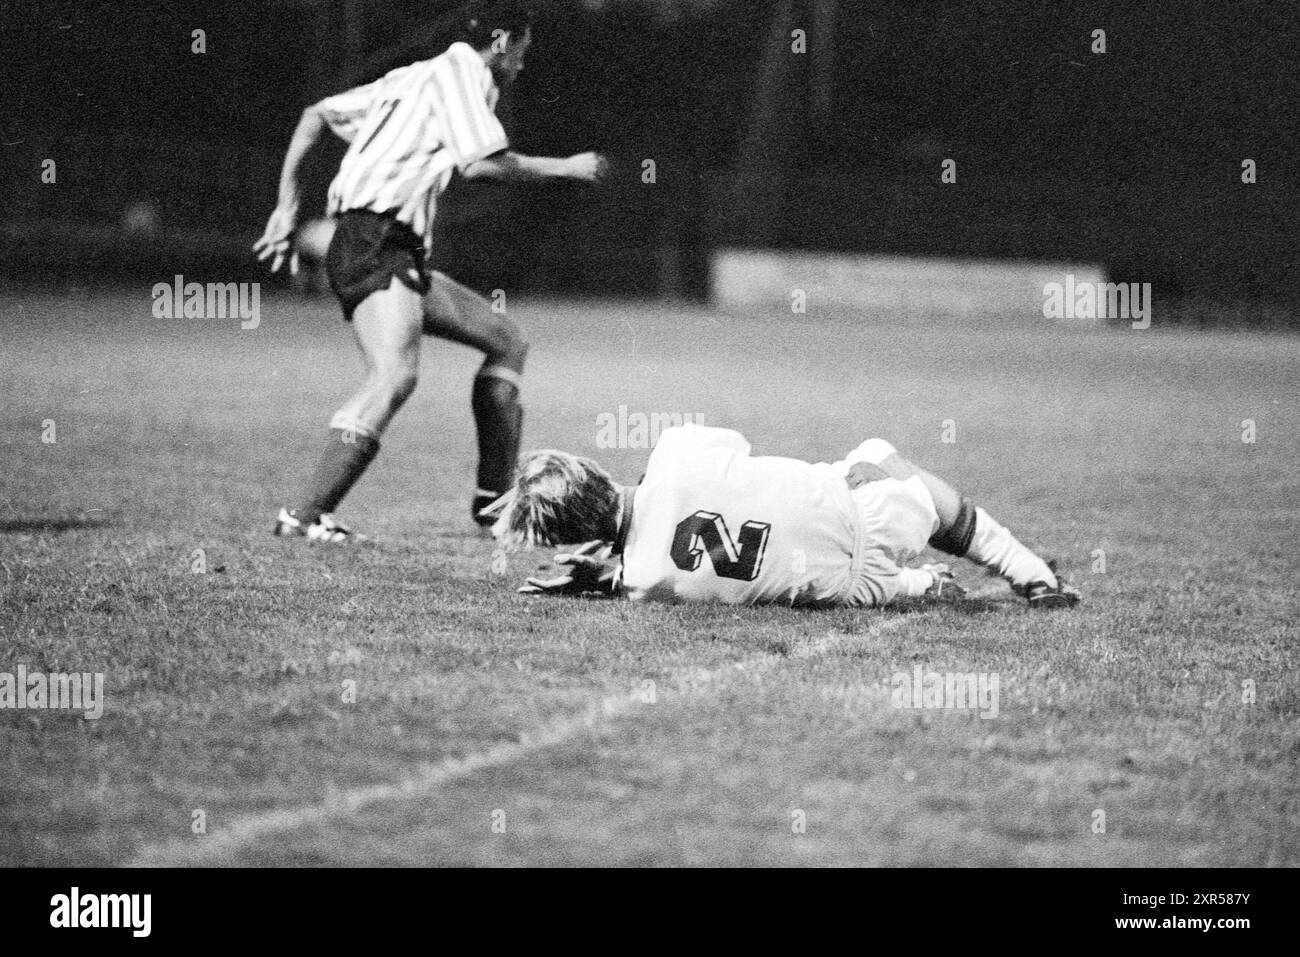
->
<box><xmin>618</xmin><ymin>425</ymin><xmax>942</xmax><ymax>608</ymax></box>
<box><xmin>318</xmin><ymin>42</ymin><xmax>508</xmax><ymax>249</ymax></box>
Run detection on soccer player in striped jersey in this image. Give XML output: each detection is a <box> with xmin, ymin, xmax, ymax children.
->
<box><xmin>254</xmin><ymin>0</ymin><xmax>607</xmax><ymax>542</ymax></box>
<box><xmin>484</xmin><ymin>424</ymin><xmax>1081</xmax><ymax>609</ymax></box>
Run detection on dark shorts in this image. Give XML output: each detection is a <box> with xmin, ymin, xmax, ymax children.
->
<box><xmin>325</xmin><ymin>209</ymin><xmax>431</xmax><ymax>320</ymax></box>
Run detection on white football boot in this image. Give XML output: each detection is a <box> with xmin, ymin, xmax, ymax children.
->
<box><xmin>273</xmin><ymin>508</ymin><xmax>359</xmax><ymax>543</ymax></box>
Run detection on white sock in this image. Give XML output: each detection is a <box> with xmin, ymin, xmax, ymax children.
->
<box><xmin>967</xmin><ymin>507</ymin><xmax>1056</xmax><ymax>589</ymax></box>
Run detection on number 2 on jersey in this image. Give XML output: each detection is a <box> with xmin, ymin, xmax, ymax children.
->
<box><xmin>671</xmin><ymin>510</ymin><xmax>772</xmax><ymax>582</ymax></box>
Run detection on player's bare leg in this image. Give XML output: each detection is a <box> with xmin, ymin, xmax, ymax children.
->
<box><xmin>850</xmin><ymin>447</ymin><xmax>1079</xmax><ymax>607</ymax></box>
<box><xmin>276</xmin><ymin>279</ymin><xmax>422</xmax><ymax>541</ymax></box>
<box><xmin>335</xmin><ymin>280</ymin><xmax>423</xmax><ymax>434</ymax></box>
<box><xmin>421</xmin><ymin>270</ymin><xmax>527</xmax><ymax>526</ymax></box>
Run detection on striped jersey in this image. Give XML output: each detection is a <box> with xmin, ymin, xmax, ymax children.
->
<box><xmin>318</xmin><ymin>41</ymin><xmax>509</xmax><ymax>249</ymax></box>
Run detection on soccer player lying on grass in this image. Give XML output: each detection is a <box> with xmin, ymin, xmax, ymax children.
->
<box><xmin>483</xmin><ymin>424</ymin><xmax>1080</xmax><ymax>608</ymax></box>
<box><xmin>254</xmin><ymin>0</ymin><xmax>607</xmax><ymax>542</ymax></box>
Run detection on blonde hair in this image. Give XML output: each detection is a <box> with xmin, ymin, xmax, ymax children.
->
<box><xmin>480</xmin><ymin>450</ymin><xmax>620</xmax><ymax>548</ymax></box>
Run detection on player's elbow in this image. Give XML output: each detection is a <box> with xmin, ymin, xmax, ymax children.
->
<box><xmin>461</xmin><ymin>151</ymin><xmax>513</xmax><ymax>181</ymax></box>
<box><xmin>460</xmin><ymin>159</ymin><xmax>498</xmax><ymax>181</ymax></box>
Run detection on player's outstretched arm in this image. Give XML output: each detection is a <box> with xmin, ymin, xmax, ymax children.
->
<box><xmin>463</xmin><ymin>150</ymin><xmax>609</xmax><ymax>184</ymax></box>
<box><xmin>253</xmin><ymin>104</ymin><xmax>329</xmax><ymax>274</ymax></box>
<box><xmin>518</xmin><ymin>541</ymin><xmax>622</xmax><ymax>598</ymax></box>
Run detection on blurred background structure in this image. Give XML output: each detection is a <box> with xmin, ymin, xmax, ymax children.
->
<box><xmin>2</xmin><ymin>0</ymin><xmax>1296</xmax><ymax>319</ymax></box>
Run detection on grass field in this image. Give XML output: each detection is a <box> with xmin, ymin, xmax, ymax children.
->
<box><xmin>1</xmin><ymin>287</ymin><xmax>1297</xmax><ymax>867</ymax></box>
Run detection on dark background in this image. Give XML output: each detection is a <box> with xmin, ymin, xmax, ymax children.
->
<box><xmin>2</xmin><ymin>0</ymin><xmax>1296</xmax><ymax>313</ymax></box>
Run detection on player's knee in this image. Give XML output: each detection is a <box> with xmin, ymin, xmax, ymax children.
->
<box><xmin>850</xmin><ymin>438</ymin><xmax>899</xmax><ymax>466</ymax></box>
<box><xmin>494</xmin><ymin>324</ymin><xmax>528</xmax><ymax>371</ymax></box>
<box><xmin>929</xmin><ymin>496</ymin><xmax>977</xmax><ymax>557</ymax></box>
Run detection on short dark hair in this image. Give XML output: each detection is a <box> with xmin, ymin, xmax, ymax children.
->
<box><xmin>461</xmin><ymin>0</ymin><xmax>536</xmax><ymax>49</ymax></box>
<box><xmin>346</xmin><ymin>1</ymin><xmax>537</xmax><ymax>87</ymax></box>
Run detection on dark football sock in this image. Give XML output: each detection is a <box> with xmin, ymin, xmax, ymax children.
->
<box><xmin>471</xmin><ymin>371</ymin><xmax>523</xmax><ymax>500</ymax></box>
<box><xmin>294</xmin><ymin>428</ymin><xmax>380</xmax><ymax>524</ymax></box>
<box><xmin>928</xmin><ymin>496</ymin><xmax>977</xmax><ymax>557</ymax></box>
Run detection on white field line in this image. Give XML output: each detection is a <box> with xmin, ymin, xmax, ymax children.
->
<box><xmin>129</xmin><ymin>616</ymin><xmax>911</xmax><ymax>867</ymax></box>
